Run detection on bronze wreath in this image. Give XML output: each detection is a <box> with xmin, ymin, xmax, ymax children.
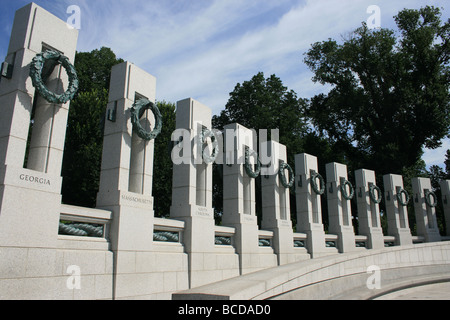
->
<box><xmin>369</xmin><ymin>184</ymin><xmax>383</xmax><ymax>204</ymax></box>
<box><xmin>396</xmin><ymin>189</ymin><xmax>410</xmax><ymax>207</ymax></box>
<box><xmin>279</xmin><ymin>162</ymin><xmax>294</xmax><ymax>188</ymax></box>
<box><xmin>340</xmin><ymin>179</ymin><xmax>355</xmax><ymax>201</ymax></box>
<box><xmin>310</xmin><ymin>171</ymin><xmax>325</xmax><ymax>195</ymax></box>
<box><xmin>425</xmin><ymin>190</ymin><xmax>438</xmax><ymax>208</ymax></box>
<box><xmin>29</xmin><ymin>50</ymin><xmax>79</xmax><ymax>104</ymax></box>
<box><xmin>244</xmin><ymin>146</ymin><xmax>261</xmax><ymax>179</ymax></box>
<box><xmin>130</xmin><ymin>98</ymin><xmax>163</xmax><ymax>141</ymax></box>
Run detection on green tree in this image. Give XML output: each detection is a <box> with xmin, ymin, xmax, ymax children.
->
<box><xmin>152</xmin><ymin>101</ymin><xmax>176</xmax><ymax>218</ymax></box>
<box><xmin>61</xmin><ymin>89</ymin><xmax>108</xmax><ymax>207</ymax></box>
<box><xmin>73</xmin><ymin>47</ymin><xmax>124</xmax><ymax>93</ymax></box>
<box><xmin>304</xmin><ymin>6</ymin><xmax>450</xmax><ymax>177</ymax></box>
<box><xmin>213</xmin><ymin>72</ymin><xmax>310</xmax><ymax>225</ymax></box>
<box><xmin>61</xmin><ymin>48</ymin><xmax>123</xmax><ymax>207</ymax></box>
<box><xmin>213</xmin><ymin>72</ymin><xmax>309</xmax><ymax>164</ymax></box>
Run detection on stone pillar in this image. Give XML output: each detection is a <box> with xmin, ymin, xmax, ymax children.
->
<box><xmin>412</xmin><ymin>177</ymin><xmax>441</xmax><ymax>243</ymax></box>
<box><xmin>355</xmin><ymin>169</ymin><xmax>385</xmax><ymax>249</ymax></box>
<box><xmin>440</xmin><ymin>180</ymin><xmax>450</xmax><ymax>236</ymax></box>
<box><xmin>295</xmin><ymin>153</ymin><xmax>328</xmax><ymax>258</ymax></box>
<box><xmin>170</xmin><ymin>98</ymin><xmax>239</xmax><ymax>288</ymax></box>
<box><xmin>261</xmin><ymin>141</ymin><xmax>304</xmax><ymax>265</ymax></box>
<box><xmin>383</xmin><ymin>174</ymin><xmax>413</xmax><ymax>246</ymax></box>
<box><xmin>0</xmin><ymin>3</ymin><xmax>78</xmax><ymax>248</ymax></box>
<box><xmin>96</xmin><ymin>61</ymin><xmax>157</xmax><ymax>299</ymax></box>
<box><xmin>326</xmin><ymin>162</ymin><xmax>356</xmax><ymax>253</ymax></box>
<box><xmin>222</xmin><ymin>123</ymin><xmax>277</xmax><ymax>274</ymax></box>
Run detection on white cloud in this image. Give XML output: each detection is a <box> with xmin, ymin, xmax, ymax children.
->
<box><xmin>59</xmin><ymin>0</ymin><xmax>448</xmax><ymax>116</ymax></box>
<box><xmin>423</xmin><ymin>138</ymin><xmax>450</xmax><ymax>169</ymax></box>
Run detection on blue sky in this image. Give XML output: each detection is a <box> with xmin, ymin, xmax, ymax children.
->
<box><xmin>0</xmin><ymin>0</ymin><xmax>449</xmax><ymax>168</ymax></box>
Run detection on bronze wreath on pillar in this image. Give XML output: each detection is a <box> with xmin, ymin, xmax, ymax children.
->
<box><xmin>279</xmin><ymin>162</ymin><xmax>294</xmax><ymax>188</ymax></box>
<box><xmin>130</xmin><ymin>98</ymin><xmax>163</xmax><ymax>141</ymax></box>
<box><xmin>340</xmin><ymin>179</ymin><xmax>355</xmax><ymax>201</ymax></box>
<box><xmin>29</xmin><ymin>50</ymin><xmax>79</xmax><ymax>104</ymax></box>
<box><xmin>244</xmin><ymin>146</ymin><xmax>261</xmax><ymax>179</ymax></box>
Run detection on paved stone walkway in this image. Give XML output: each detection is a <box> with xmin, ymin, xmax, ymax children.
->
<box><xmin>374</xmin><ymin>282</ymin><xmax>450</xmax><ymax>300</ymax></box>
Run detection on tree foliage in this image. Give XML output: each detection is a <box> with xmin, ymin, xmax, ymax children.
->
<box><xmin>61</xmin><ymin>89</ymin><xmax>108</xmax><ymax>207</ymax></box>
<box><xmin>73</xmin><ymin>47</ymin><xmax>124</xmax><ymax>93</ymax></box>
<box><xmin>445</xmin><ymin>149</ymin><xmax>450</xmax><ymax>177</ymax></box>
<box><xmin>213</xmin><ymin>72</ymin><xmax>310</xmax><ymax>224</ymax></box>
<box><xmin>213</xmin><ymin>72</ymin><xmax>309</xmax><ymax>164</ymax></box>
<box><xmin>152</xmin><ymin>101</ymin><xmax>176</xmax><ymax>218</ymax></box>
<box><xmin>304</xmin><ymin>6</ymin><xmax>450</xmax><ymax>176</ymax></box>
<box><xmin>61</xmin><ymin>48</ymin><xmax>123</xmax><ymax>207</ymax></box>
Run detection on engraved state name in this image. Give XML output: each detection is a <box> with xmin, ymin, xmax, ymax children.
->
<box><xmin>121</xmin><ymin>194</ymin><xmax>152</xmax><ymax>205</ymax></box>
<box><xmin>19</xmin><ymin>174</ymin><xmax>51</xmax><ymax>186</ymax></box>
<box><xmin>196</xmin><ymin>206</ymin><xmax>211</xmax><ymax>216</ymax></box>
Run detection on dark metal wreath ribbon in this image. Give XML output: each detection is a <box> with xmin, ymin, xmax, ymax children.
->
<box><xmin>340</xmin><ymin>179</ymin><xmax>355</xmax><ymax>200</ymax></box>
<box><xmin>130</xmin><ymin>98</ymin><xmax>163</xmax><ymax>141</ymax></box>
<box><xmin>279</xmin><ymin>162</ymin><xmax>294</xmax><ymax>188</ymax></box>
<box><xmin>310</xmin><ymin>171</ymin><xmax>325</xmax><ymax>195</ymax></box>
<box><xmin>425</xmin><ymin>190</ymin><xmax>438</xmax><ymax>208</ymax></box>
<box><xmin>369</xmin><ymin>184</ymin><xmax>383</xmax><ymax>204</ymax></box>
<box><xmin>244</xmin><ymin>146</ymin><xmax>261</xmax><ymax>179</ymax></box>
<box><xmin>396</xmin><ymin>188</ymin><xmax>410</xmax><ymax>207</ymax></box>
<box><xmin>29</xmin><ymin>50</ymin><xmax>79</xmax><ymax>104</ymax></box>
<box><xmin>199</xmin><ymin>128</ymin><xmax>219</xmax><ymax>164</ymax></box>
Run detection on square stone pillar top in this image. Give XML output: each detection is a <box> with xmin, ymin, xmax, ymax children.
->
<box><xmin>223</xmin><ymin>123</ymin><xmax>256</xmax><ymax>165</ymax></box>
<box><xmin>260</xmin><ymin>140</ymin><xmax>287</xmax><ymax>161</ymax></box>
<box><xmin>259</xmin><ymin>140</ymin><xmax>287</xmax><ymax>176</ymax></box>
<box><xmin>383</xmin><ymin>174</ymin><xmax>404</xmax><ymax>190</ymax></box>
<box><xmin>411</xmin><ymin>177</ymin><xmax>432</xmax><ymax>195</ymax></box>
<box><xmin>326</xmin><ymin>162</ymin><xmax>348</xmax><ymax>182</ymax></box>
<box><xmin>108</xmin><ymin>62</ymin><xmax>157</xmax><ymax>103</ymax></box>
<box><xmin>355</xmin><ymin>169</ymin><xmax>376</xmax><ymax>187</ymax></box>
<box><xmin>223</xmin><ymin>123</ymin><xmax>256</xmax><ymax>150</ymax></box>
<box><xmin>8</xmin><ymin>3</ymin><xmax>78</xmax><ymax>59</ymax></box>
<box><xmin>295</xmin><ymin>153</ymin><xmax>318</xmax><ymax>175</ymax></box>
<box><xmin>176</xmin><ymin>98</ymin><xmax>212</xmax><ymax>130</ymax></box>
